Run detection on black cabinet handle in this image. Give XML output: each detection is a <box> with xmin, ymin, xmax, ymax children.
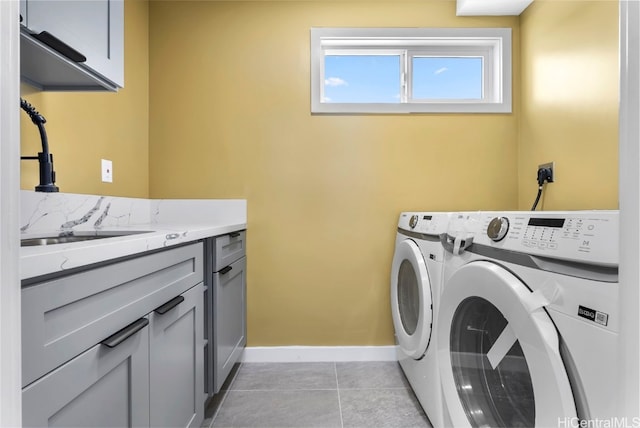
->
<box><xmin>101</xmin><ymin>318</ymin><xmax>149</xmax><ymax>349</ymax></box>
<box><xmin>154</xmin><ymin>295</ymin><xmax>185</xmax><ymax>315</ymax></box>
<box><xmin>219</xmin><ymin>265</ymin><xmax>233</xmax><ymax>275</ymax></box>
<box><xmin>31</xmin><ymin>31</ymin><xmax>87</xmax><ymax>63</ymax></box>
<box><xmin>229</xmin><ymin>231</ymin><xmax>241</xmax><ymax>238</ymax></box>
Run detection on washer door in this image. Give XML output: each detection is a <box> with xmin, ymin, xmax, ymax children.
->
<box><xmin>437</xmin><ymin>261</ymin><xmax>577</xmax><ymax>427</ymax></box>
<box><xmin>390</xmin><ymin>239</ymin><xmax>433</xmax><ymax>359</ymax></box>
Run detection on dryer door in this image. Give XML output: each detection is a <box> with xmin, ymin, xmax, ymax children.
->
<box><xmin>390</xmin><ymin>239</ymin><xmax>433</xmax><ymax>359</ymax></box>
<box><xmin>437</xmin><ymin>261</ymin><xmax>577</xmax><ymax>428</ymax></box>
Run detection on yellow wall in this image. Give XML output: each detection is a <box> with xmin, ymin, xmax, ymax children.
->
<box><xmin>19</xmin><ymin>0</ymin><xmax>620</xmax><ymax>346</ymax></box>
<box><xmin>149</xmin><ymin>1</ymin><xmax>519</xmax><ymax>346</ymax></box>
<box><xmin>518</xmin><ymin>0</ymin><xmax>618</xmax><ymax>210</ymax></box>
<box><xmin>20</xmin><ymin>0</ymin><xmax>149</xmax><ymax>198</ymax></box>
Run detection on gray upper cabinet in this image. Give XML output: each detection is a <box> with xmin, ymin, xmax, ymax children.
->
<box><xmin>20</xmin><ymin>0</ymin><xmax>124</xmax><ymax>91</ymax></box>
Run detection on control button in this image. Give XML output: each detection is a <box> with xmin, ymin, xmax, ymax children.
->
<box><xmin>539</xmin><ymin>242</ymin><xmax>547</xmax><ymax>249</ymax></box>
<box><xmin>409</xmin><ymin>215</ymin><xmax>419</xmax><ymax>229</ymax></box>
<box><xmin>588</xmin><ymin>225</ymin><xmax>595</xmax><ymax>231</ymax></box>
<box><xmin>487</xmin><ymin>217</ymin><xmax>509</xmax><ymax>242</ymax></box>
<box><xmin>548</xmin><ymin>243</ymin><xmax>558</xmax><ymax>250</ymax></box>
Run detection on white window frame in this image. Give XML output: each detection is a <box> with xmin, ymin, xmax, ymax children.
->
<box><xmin>311</xmin><ymin>27</ymin><xmax>512</xmax><ymax>114</ymax></box>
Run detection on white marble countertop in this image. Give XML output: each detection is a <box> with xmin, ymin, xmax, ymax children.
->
<box><xmin>20</xmin><ymin>191</ymin><xmax>247</xmax><ymax>281</ymax></box>
<box><xmin>20</xmin><ymin>222</ymin><xmax>246</xmax><ymax>280</ymax></box>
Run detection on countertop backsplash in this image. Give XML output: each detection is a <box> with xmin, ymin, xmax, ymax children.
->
<box><xmin>21</xmin><ymin>190</ymin><xmax>247</xmax><ymax>235</ymax></box>
<box><xmin>21</xmin><ymin>191</ymin><xmax>152</xmax><ymax>235</ymax></box>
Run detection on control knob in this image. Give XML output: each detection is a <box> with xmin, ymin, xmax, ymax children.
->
<box><xmin>409</xmin><ymin>215</ymin><xmax>419</xmax><ymax>229</ymax></box>
<box><xmin>487</xmin><ymin>217</ymin><xmax>509</xmax><ymax>242</ymax></box>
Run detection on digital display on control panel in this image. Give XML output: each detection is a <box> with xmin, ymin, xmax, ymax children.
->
<box><xmin>527</xmin><ymin>218</ymin><xmax>565</xmax><ymax>228</ymax></box>
<box><xmin>423</xmin><ymin>215</ymin><xmax>433</xmax><ymax>220</ymax></box>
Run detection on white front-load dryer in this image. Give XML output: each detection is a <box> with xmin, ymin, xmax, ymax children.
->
<box><xmin>391</xmin><ymin>212</ymin><xmax>451</xmax><ymax>427</ymax></box>
<box><xmin>437</xmin><ymin>211</ymin><xmax>619</xmax><ymax>428</ymax></box>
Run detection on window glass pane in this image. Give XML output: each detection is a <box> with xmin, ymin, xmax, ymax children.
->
<box><xmin>324</xmin><ymin>55</ymin><xmax>400</xmax><ymax>103</ymax></box>
<box><xmin>412</xmin><ymin>57</ymin><xmax>483</xmax><ymax>100</ymax></box>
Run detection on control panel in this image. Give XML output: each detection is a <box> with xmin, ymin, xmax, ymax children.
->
<box><xmin>475</xmin><ymin>211</ymin><xmax>619</xmax><ymax>267</ymax></box>
<box><xmin>398</xmin><ymin>212</ymin><xmax>451</xmax><ymax>236</ymax></box>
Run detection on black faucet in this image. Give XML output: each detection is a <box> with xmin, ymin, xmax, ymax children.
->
<box><xmin>20</xmin><ymin>98</ymin><xmax>59</xmax><ymax>192</ymax></box>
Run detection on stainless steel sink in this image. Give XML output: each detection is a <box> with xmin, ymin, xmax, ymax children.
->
<box><xmin>21</xmin><ymin>231</ymin><xmax>154</xmax><ymax>247</ymax></box>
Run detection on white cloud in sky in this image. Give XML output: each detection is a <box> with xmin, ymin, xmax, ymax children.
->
<box><xmin>434</xmin><ymin>67</ymin><xmax>448</xmax><ymax>75</ymax></box>
<box><xmin>325</xmin><ymin>77</ymin><xmax>348</xmax><ymax>87</ymax></box>
<box><xmin>322</xmin><ymin>96</ymin><xmax>332</xmax><ymax>102</ymax></box>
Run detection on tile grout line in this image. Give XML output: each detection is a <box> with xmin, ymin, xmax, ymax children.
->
<box><xmin>208</xmin><ymin>363</ymin><xmax>243</xmax><ymax>428</ymax></box>
<box><xmin>334</xmin><ymin>362</ymin><xmax>344</xmax><ymax>428</ymax></box>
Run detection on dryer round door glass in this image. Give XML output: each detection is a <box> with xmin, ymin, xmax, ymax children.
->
<box><xmin>437</xmin><ymin>261</ymin><xmax>577</xmax><ymax>428</ymax></box>
<box><xmin>450</xmin><ymin>296</ymin><xmax>534</xmax><ymax>427</ymax></box>
<box><xmin>391</xmin><ymin>239</ymin><xmax>433</xmax><ymax>359</ymax></box>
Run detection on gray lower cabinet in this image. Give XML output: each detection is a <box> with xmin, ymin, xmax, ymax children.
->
<box><xmin>22</xmin><ymin>320</ymin><xmax>150</xmax><ymax>428</ymax></box>
<box><xmin>22</xmin><ymin>243</ymin><xmax>205</xmax><ymax>427</ymax></box>
<box><xmin>204</xmin><ymin>231</ymin><xmax>247</xmax><ymax>397</ymax></box>
<box><xmin>213</xmin><ymin>255</ymin><xmax>247</xmax><ymax>393</ymax></box>
<box><xmin>150</xmin><ymin>283</ymin><xmax>205</xmax><ymax>428</ymax></box>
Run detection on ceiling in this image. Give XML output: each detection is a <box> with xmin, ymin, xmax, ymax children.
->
<box><xmin>456</xmin><ymin>0</ymin><xmax>534</xmax><ymax>16</ymax></box>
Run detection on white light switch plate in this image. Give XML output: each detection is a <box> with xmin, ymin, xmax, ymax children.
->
<box><xmin>101</xmin><ymin>159</ymin><xmax>113</xmax><ymax>183</ymax></box>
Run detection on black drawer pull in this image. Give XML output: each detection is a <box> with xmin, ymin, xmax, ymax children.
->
<box><xmin>229</xmin><ymin>231</ymin><xmax>241</xmax><ymax>238</ymax></box>
<box><xmin>219</xmin><ymin>265</ymin><xmax>233</xmax><ymax>275</ymax></box>
<box><xmin>101</xmin><ymin>318</ymin><xmax>148</xmax><ymax>349</ymax></box>
<box><xmin>32</xmin><ymin>31</ymin><xmax>87</xmax><ymax>63</ymax></box>
<box><xmin>154</xmin><ymin>295</ymin><xmax>185</xmax><ymax>315</ymax></box>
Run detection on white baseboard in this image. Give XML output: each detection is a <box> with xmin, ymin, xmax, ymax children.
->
<box><xmin>241</xmin><ymin>346</ymin><xmax>398</xmax><ymax>363</ymax></box>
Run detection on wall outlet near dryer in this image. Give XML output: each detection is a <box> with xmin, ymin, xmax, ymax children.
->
<box><xmin>538</xmin><ymin>162</ymin><xmax>554</xmax><ymax>183</ymax></box>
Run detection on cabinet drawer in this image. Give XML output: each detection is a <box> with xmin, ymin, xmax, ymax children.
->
<box><xmin>214</xmin><ymin>230</ymin><xmax>246</xmax><ymax>271</ymax></box>
<box><xmin>22</xmin><ymin>243</ymin><xmax>203</xmax><ymax>387</ymax></box>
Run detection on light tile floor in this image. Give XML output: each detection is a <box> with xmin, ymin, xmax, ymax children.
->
<box><xmin>203</xmin><ymin>361</ymin><xmax>432</xmax><ymax>428</ymax></box>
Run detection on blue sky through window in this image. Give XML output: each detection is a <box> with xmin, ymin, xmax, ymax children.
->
<box><xmin>324</xmin><ymin>55</ymin><xmax>400</xmax><ymax>103</ymax></box>
<box><xmin>323</xmin><ymin>55</ymin><xmax>483</xmax><ymax>102</ymax></box>
<box><xmin>413</xmin><ymin>57</ymin><xmax>483</xmax><ymax>99</ymax></box>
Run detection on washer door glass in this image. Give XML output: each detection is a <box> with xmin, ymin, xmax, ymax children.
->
<box><xmin>398</xmin><ymin>259</ymin><xmax>420</xmax><ymax>335</ymax></box>
<box><xmin>390</xmin><ymin>238</ymin><xmax>433</xmax><ymax>359</ymax></box>
<box><xmin>450</xmin><ymin>296</ymin><xmax>535</xmax><ymax>427</ymax></box>
<box><xmin>437</xmin><ymin>261</ymin><xmax>577</xmax><ymax>428</ymax></box>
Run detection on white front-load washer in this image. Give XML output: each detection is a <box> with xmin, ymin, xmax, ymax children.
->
<box><xmin>437</xmin><ymin>211</ymin><xmax>619</xmax><ymax>427</ymax></box>
<box><xmin>391</xmin><ymin>212</ymin><xmax>451</xmax><ymax>427</ymax></box>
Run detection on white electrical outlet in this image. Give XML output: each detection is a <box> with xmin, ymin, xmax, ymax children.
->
<box><xmin>101</xmin><ymin>159</ymin><xmax>113</xmax><ymax>183</ymax></box>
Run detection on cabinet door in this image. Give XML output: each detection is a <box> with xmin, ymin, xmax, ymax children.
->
<box><xmin>22</xmin><ymin>321</ymin><xmax>149</xmax><ymax>428</ymax></box>
<box><xmin>150</xmin><ymin>285</ymin><xmax>205</xmax><ymax>428</ymax></box>
<box><xmin>214</xmin><ymin>256</ymin><xmax>247</xmax><ymax>393</ymax></box>
<box><xmin>22</xmin><ymin>0</ymin><xmax>124</xmax><ymax>87</ymax></box>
